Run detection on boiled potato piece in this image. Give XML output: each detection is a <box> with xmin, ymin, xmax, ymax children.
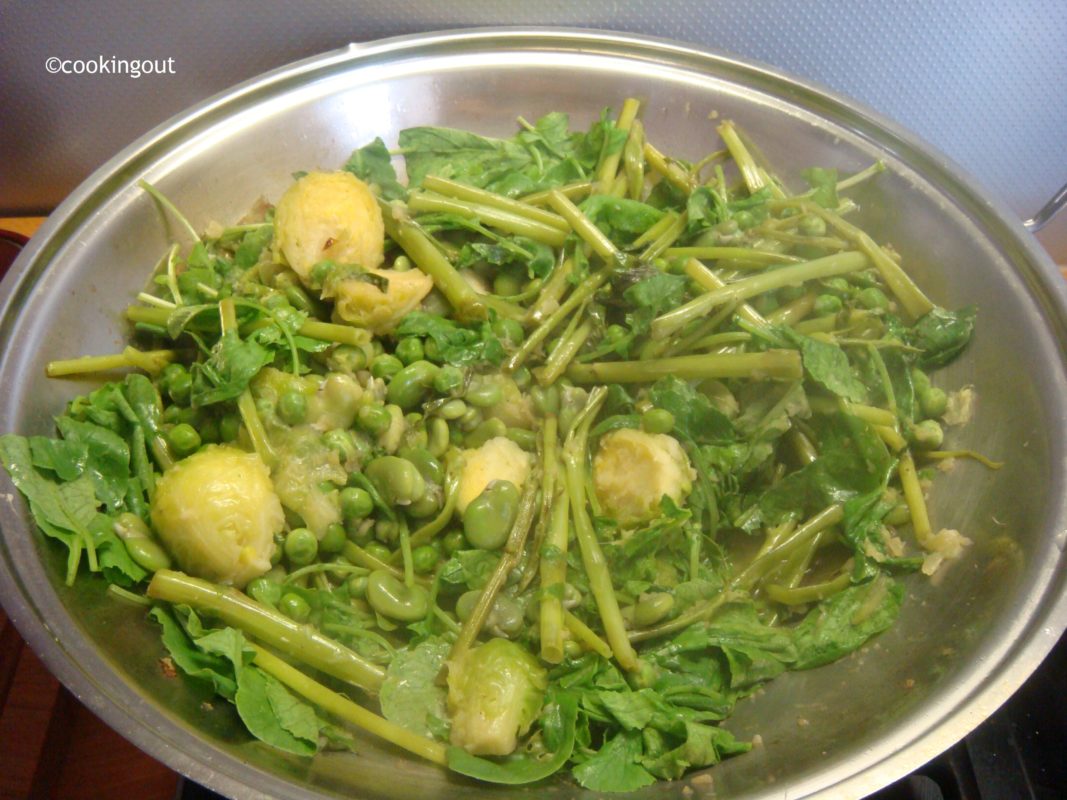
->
<box><xmin>593</xmin><ymin>429</ymin><xmax>695</xmax><ymax>525</ymax></box>
<box><xmin>457</xmin><ymin>436</ymin><xmax>532</xmax><ymax>514</ymax></box>
<box><xmin>274</xmin><ymin>171</ymin><xmax>385</xmax><ymax>280</ymax></box>
<box><xmin>150</xmin><ymin>445</ymin><xmax>283</xmax><ymax>587</ymax></box>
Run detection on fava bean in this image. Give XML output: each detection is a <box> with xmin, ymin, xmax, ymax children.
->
<box><xmin>364</xmin><ymin>541</ymin><xmax>392</xmax><ymax>563</ymax></box>
<box><xmin>366</xmin><ymin>570</ymin><xmax>429</xmax><ymax>621</ymax></box>
<box><xmin>463</xmin><ymin>480</ymin><xmax>520</xmax><ymax>550</ymax></box>
<box><xmin>124</xmin><ymin>537</ymin><xmax>172</xmax><ymax>573</ymax></box>
<box><xmin>371</xmin><ymin>353</ymin><xmax>403</xmax><ymax>379</ymax></box>
<box><xmin>433</xmin><ymin>365</ymin><xmax>465</xmax><ymax>396</ymax></box>
<box><xmin>634</xmin><ymin>592</ymin><xmax>675</xmax><ymax>627</ymax></box>
<box><xmin>324</xmin><ymin>429</ymin><xmax>359</xmax><ymax>463</ymax></box>
<box><xmin>437</xmin><ymin>398</ymin><xmax>467</xmax><ymax>420</ymax></box>
<box><xmin>365</xmin><ymin>456</ymin><xmax>426</xmax><ymax>506</ymax></box>
<box><xmin>427</xmin><ymin>417</ymin><xmax>450</xmax><ymax>457</ymax></box>
<box><xmin>465</xmin><ymin>380</ymin><xmax>503</xmax><ymax>408</ymax></box>
<box><xmin>387</xmin><ymin>360</ymin><xmax>440</xmax><ymax>409</ymax></box>
<box><xmin>465</xmin><ymin>418</ymin><xmax>507</xmax><ymax>448</ymax></box>
<box><xmin>492</xmin><ymin>317</ymin><xmax>525</xmax><ymax>346</ymax></box>
<box><xmin>356</xmin><ymin>404</ymin><xmax>393</xmax><ymax>436</ymax></box>
<box><xmin>505</xmin><ymin>427</ymin><xmax>537</xmax><ymax>451</ymax></box>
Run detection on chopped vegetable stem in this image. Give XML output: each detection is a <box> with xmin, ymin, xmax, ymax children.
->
<box><xmin>421</xmin><ymin>175</ymin><xmax>570</xmax><ymax>231</ymax></box>
<box><xmin>567</xmin><ymin>350</ymin><xmax>803</xmax><ymax>384</ymax></box>
<box><xmin>408</xmin><ymin>191</ymin><xmax>567</xmax><ymax>247</ymax></box>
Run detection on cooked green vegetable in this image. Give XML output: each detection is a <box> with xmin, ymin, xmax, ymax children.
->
<box><xmin>2</xmin><ymin>99</ymin><xmax>991</xmax><ymax>791</ymax></box>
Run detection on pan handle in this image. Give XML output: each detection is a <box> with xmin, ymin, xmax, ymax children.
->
<box><xmin>1024</xmin><ymin>181</ymin><xmax>1067</xmax><ymax>232</ymax></box>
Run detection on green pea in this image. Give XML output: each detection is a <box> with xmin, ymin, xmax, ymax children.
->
<box><xmin>531</xmin><ymin>384</ymin><xmax>560</xmax><ymax>416</ymax></box>
<box><xmin>247</xmin><ymin>576</ymin><xmax>283</xmax><ymax>607</ymax></box>
<box><xmin>320</xmin><ymin>522</ymin><xmax>347</xmax><ymax>555</ymax></box>
<box><xmin>857</xmin><ymin>286</ymin><xmax>890</xmax><ymax>311</ymax></box>
<box><xmin>733</xmin><ymin>210</ymin><xmax>755</xmax><ymax>229</ymax></box>
<box><xmin>437</xmin><ymin>398</ymin><xmax>468</xmax><ymax>420</ymax></box>
<box><xmin>387</xmin><ymin>360</ymin><xmax>440</xmax><ymax>410</ymax></box>
<box><xmin>463</xmin><ymin>480</ymin><xmax>520</xmax><ymax>550</ymax></box>
<box><xmin>279</xmin><ymin>592</ymin><xmax>311</xmax><ymax>623</ymax></box>
<box><xmin>340</xmin><ymin>487</ymin><xmax>374</xmax><ymax>521</ymax></box>
<box><xmin>799</xmin><ymin>215</ymin><xmax>827</xmax><ymax>237</ymax></box>
<box><xmin>161</xmin><ymin>362</ymin><xmax>187</xmax><ymax>387</ymax></box>
<box><xmin>356</xmin><ymin>403</ymin><xmax>393</xmax><ymax>436</ymax></box>
<box><xmin>162</xmin><ymin>405</ymin><xmax>181</xmax><ymax>425</ymax></box>
<box><xmin>562</xmin><ymin>639</ymin><xmax>583</xmax><ymax>659</ymax></box>
<box><xmin>407</xmin><ymin>492</ymin><xmax>442</xmax><ymax>519</ymax></box>
<box><xmin>423</xmin><ymin>337</ymin><xmax>441</xmax><ymax>362</ymax></box>
<box><xmin>492</xmin><ymin>318</ymin><xmax>525</xmax><ymax>346</ymax></box>
<box><xmin>912</xmin><ymin>419</ymin><xmax>944</xmax><ymax>449</ymax></box>
<box><xmin>329</xmin><ymin>344</ymin><xmax>367</xmax><ymax>373</ymax></box>
<box><xmin>366</xmin><ymin>570</ymin><xmax>429</xmax><ymax>621</ymax></box>
<box><xmin>442</xmin><ymin>529</ymin><xmax>466</xmax><ymax>554</ymax></box>
<box><xmin>634</xmin><ymin>592</ymin><xmax>675</xmax><ymax>627</ymax></box>
<box><xmin>605</xmin><ymin>324</ymin><xmax>628</xmax><ymax>344</ymax></box>
<box><xmin>347</xmin><ymin>575</ymin><xmax>369</xmax><ymax>598</ymax></box>
<box><xmin>284</xmin><ymin>528</ymin><xmax>318</xmax><ymax>566</ymax></box>
<box><xmin>466</xmin><ymin>418</ymin><xmax>508</xmax><ymax>448</ymax></box>
<box><xmin>433</xmin><ymin>365</ymin><xmax>465</xmax><ymax>396</ymax></box>
<box><xmin>919</xmin><ymin>386</ymin><xmax>948</xmax><ymax>419</ymax></box>
<box><xmin>278</xmin><ymin>389</ymin><xmax>308</xmax><ymax>425</ymax></box>
<box><xmin>371</xmin><ymin>353</ymin><xmax>403</xmax><ymax>379</ymax></box>
<box><xmin>264</xmin><ymin>565</ymin><xmax>288</xmax><ymax>583</ymax></box>
<box><xmin>492</xmin><ymin>270</ymin><xmax>524</xmax><ymax>297</ymax></box>
<box><xmin>124</xmin><ymin>537</ymin><xmax>172</xmax><ymax>573</ymax></box>
<box><xmin>364</xmin><ymin>541</ymin><xmax>392</xmax><ymax>563</ymax></box>
<box><xmin>323</xmin><ymin>429</ymin><xmax>358</xmax><ymax>464</ymax></box>
<box><xmin>813</xmin><ymin>294</ymin><xmax>843</xmax><ymax>315</ymax></box>
<box><xmin>427</xmin><ymin>417</ymin><xmax>450</xmax><ymax>458</ymax></box>
<box><xmin>455</xmin><ymin>589</ymin><xmax>481</xmax><ymax>622</ymax></box>
<box><xmin>395</xmin><ymin>337</ymin><xmax>424</xmax><ymax>366</ymax></box>
<box><xmin>884</xmin><ymin>503</ymin><xmax>912</xmax><ymax>527</ymax></box>
<box><xmin>199</xmin><ymin>417</ymin><xmax>220</xmax><ymax>445</ymax></box>
<box><xmin>412</xmin><ymin>545</ymin><xmax>440</xmax><ymax>574</ymax></box>
<box><xmin>219</xmin><ymin>413</ymin><xmax>241</xmax><ymax>442</ymax></box>
<box><xmin>365</xmin><ymin>456</ymin><xmax>426</xmax><ymax>506</ymax></box>
<box><xmin>505</xmin><ymin>427</ymin><xmax>538</xmax><ymax>451</ymax></box>
<box><xmin>465</xmin><ymin>380</ymin><xmax>503</xmax><ymax>408</ymax></box>
<box><xmin>167</xmin><ymin>371</ymin><xmax>192</xmax><ymax>405</ymax></box>
<box><xmin>167</xmin><ymin>423</ymin><xmax>201</xmax><ymax>457</ymax></box>
<box><xmin>641</xmin><ymin>407</ymin><xmax>675</xmax><ymax>435</ymax></box>
<box><xmin>823</xmin><ymin>277</ymin><xmax>851</xmax><ymax>295</ymax></box>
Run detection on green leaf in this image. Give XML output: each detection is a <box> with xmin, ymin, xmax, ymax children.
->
<box><xmin>394</xmin><ymin>312</ymin><xmax>505</xmax><ymax>367</ymax></box>
<box><xmin>686</xmin><ymin>187</ymin><xmax>729</xmax><ymax>233</ymax></box>
<box><xmin>55</xmin><ymin>416</ymin><xmax>131</xmax><ymax>513</ymax></box>
<box><xmin>790</xmin><ymin>330</ymin><xmax>867</xmax><ymax>402</ymax></box>
<box><xmin>446</xmin><ymin>689</ymin><xmax>578</xmax><ymax>785</ymax></box>
<box><xmin>573</xmin><ymin>729</ymin><xmax>657</xmax><ymax>792</ymax></box>
<box><xmin>579</xmin><ymin>195</ymin><xmax>665</xmax><ymax>246</ymax></box>
<box><xmin>802</xmin><ymin>167</ymin><xmax>839</xmax><ymax>209</ymax></box>
<box><xmin>621</xmin><ymin>272</ymin><xmax>690</xmax><ymax>337</ymax></box>
<box><xmin>641</xmin><ymin>721</ymin><xmax>751</xmax><ymax>780</ymax></box>
<box><xmin>439</xmin><ymin>549</ymin><xmax>500</xmax><ymax>590</ymax></box>
<box><xmin>235</xmin><ymin>664</ymin><xmax>319</xmax><ymax>756</ymax></box>
<box><xmin>149</xmin><ymin>606</ymin><xmax>239</xmax><ymax>699</ymax></box>
<box><xmin>908</xmin><ymin>305</ymin><xmax>977</xmax><ymax>368</ymax></box>
<box><xmin>343</xmin><ymin>137</ymin><xmax>407</xmax><ymax>201</ymax></box>
<box><xmin>648</xmin><ymin>376</ymin><xmax>734</xmax><ymax>444</ymax></box>
<box><xmin>190</xmin><ymin>329</ymin><xmax>275</xmax><ymax>406</ymax></box>
<box><xmin>380</xmin><ymin>638</ymin><xmax>450</xmax><ymax>739</ymax></box>
<box><xmin>792</xmin><ymin>576</ymin><xmax>903</xmax><ymax>669</ymax></box>
<box><xmin>399</xmin><ymin>126</ymin><xmax>533</xmax><ymax>192</ymax></box>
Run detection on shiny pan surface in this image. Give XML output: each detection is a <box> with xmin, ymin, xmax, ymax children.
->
<box><xmin>1</xmin><ymin>28</ymin><xmax>1066</xmax><ymax>800</ymax></box>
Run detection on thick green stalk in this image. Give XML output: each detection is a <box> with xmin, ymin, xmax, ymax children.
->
<box><xmin>147</xmin><ymin>570</ymin><xmax>385</xmax><ymax>691</ymax></box>
<box><xmin>767</xmin><ymin>292</ymin><xmax>817</xmax><ymax>326</ymax></box>
<box><xmin>623</xmin><ymin>119</ymin><xmax>646</xmax><ymax>200</ymax></box>
<box><xmin>528</xmin><ymin>256</ymin><xmax>573</xmax><ymax>323</ymax></box>
<box><xmin>379</xmin><ymin>202</ymin><xmax>487</xmax><ymax>321</ymax></box>
<box><xmin>562</xmin><ymin>387</ymin><xmax>638</xmax><ymax>671</ymax></box>
<box><xmin>643</xmin><ymin>142</ymin><xmax>694</xmax><ymax>193</ymax></box>
<box><xmin>898</xmin><ymin>450</ymin><xmax>934</xmax><ymax>548</ymax></box>
<box><xmin>220</xmin><ymin>298</ymin><xmax>275</xmax><ymax>467</ymax></box>
<box><xmin>563</xmin><ymin>611</ymin><xmax>612</xmax><ymax>659</ymax></box>
<box><xmin>520</xmin><ymin>181</ymin><xmax>592</xmax><ymax>206</ymax></box>
<box><xmin>567</xmin><ymin>350</ymin><xmax>802</xmax><ymax>384</ymax></box>
<box><xmin>732</xmin><ymin>504</ymin><xmax>844</xmax><ymax>590</ymax></box>
<box><xmin>766</xmin><ymin>567</ymin><xmax>851</xmax><ymax>605</ymax></box>
<box><xmin>628</xmin><ymin>590</ymin><xmax>734</xmax><ymax>644</ymax></box>
<box><xmin>407</xmin><ymin>191</ymin><xmax>567</xmax><ymax>247</ymax></box>
<box><xmin>46</xmin><ymin>347</ymin><xmax>176</xmax><ymax>377</ymax></box>
<box><xmin>640</xmin><ymin>212</ymin><xmax>688</xmax><ymax>261</ymax></box>
<box><xmin>546</xmin><ymin>191</ymin><xmax>619</xmax><ymax>262</ymax></box>
<box><xmin>538</xmin><ymin>491</ymin><xmax>569</xmax><ymax>664</ymax></box>
<box><xmin>297</xmin><ymin>320</ymin><xmax>369</xmax><ymax>348</ymax></box>
<box><xmin>402</xmin><ymin>473</ymin><xmax>459</xmax><ymax>553</ymax></box>
<box><xmin>651</xmin><ymin>251</ymin><xmax>869</xmax><ymax>340</ymax></box>
<box><xmin>666</xmin><ymin>246</ymin><xmax>802</xmax><ymax>265</ymax></box>
<box><xmin>596</xmin><ymin>98</ymin><xmax>641</xmax><ymax>191</ymax></box>
<box><xmin>507</xmin><ymin>268</ymin><xmax>611</xmax><ymax>372</ymax></box>
<box><xmin>718</xmin><ymin>121</ymin><xmax>764</xmax><ymax>194</ymax></box>
<box><xmin>421</xmin><ymin>175</ymin><xmax>569</xmax><ymax>231</ymax></box>
<box><xmin>683</xmin><ymin>257</ymin><xmax>770</xmax><ymax>329</ymax></box>
<box><xmin>537</xmin><ymin>320</ymin><xmax>592</xmax><ymax>387</ymax></box>
<box><xmin>250</xmin><ymin>645</ymin><xmax>447</xmax><ymax>766</ymax></box>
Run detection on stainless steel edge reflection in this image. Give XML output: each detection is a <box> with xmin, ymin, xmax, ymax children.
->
<box><xmin>2</xmin><ymin>28</ymin><xmax>1066</xmax><ymax>800</ymax></box>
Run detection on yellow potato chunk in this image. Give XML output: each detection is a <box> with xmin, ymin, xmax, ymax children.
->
<box><xmin>330</xmin><ymin>268</ymin><xmax>434</xmax><ymax>334</ymax></box>
<box><xmin>593</xmin><ymin>429</ymin><xmax>695</xmax><ymax>525</ymax></box>
<box><xmin>274</xmin><ymin>171</ymin><xmax>385</xmax><ymax>280</ymax></box>
<box><xmin>150</xmin><ymin>446</ymin><xmax>284</xmax><ymax>588</ymax></box>
<box><xmin>457</xmin><ymin>437</ymin><xmax>533</xmax><ymax>514</ymax></box>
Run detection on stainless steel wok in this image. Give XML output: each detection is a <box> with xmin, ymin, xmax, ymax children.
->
<box><xmin>2</xmin><ymin>28</ymin><xmax>1066</xmax><ymax>800</ymax></box>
